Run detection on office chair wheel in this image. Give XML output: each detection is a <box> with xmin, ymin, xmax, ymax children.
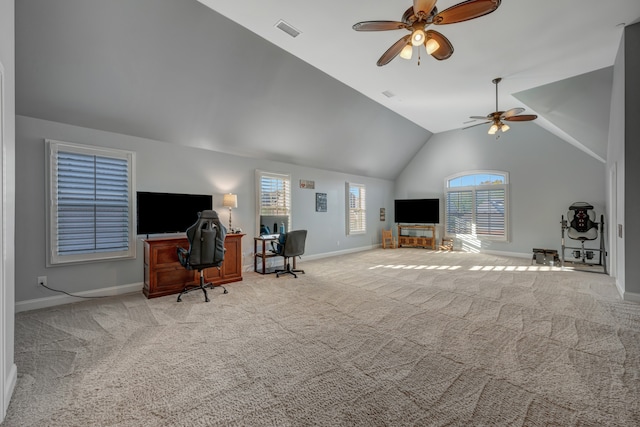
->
<box><xmin>223</xmin><ymin>287</ymin><xmax>228</xmax><ymax>294</ymax></box>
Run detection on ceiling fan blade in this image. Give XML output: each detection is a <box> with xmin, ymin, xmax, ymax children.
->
<box><xmin>353</xmin><ymin>21</ymin><xmax>408</xmax><ymax>31</ymax></box>
<box><xmin>502</xmin><ymin>107</ymin><xmax>525</xmax><ymax>118</ymax></box>
<box><xmin>463</xmin><ymin>121</ymin><xmax>491</xmax><ymax>130</ymax></box>
<box><xmin>434</xmin><ymin>0</ymin><xmax>501</xmax><ymax>25</ymax></box>
<box><xmin>469</xmin><ymin>115</ymin><xmax>491</xmax><ymax>120</ymax></box>
<box><xmin>504</xmin><ymin>114</ymin><xmax>538</xmax><ymax>122</ymax></box>
<box><xmin>414</xmin><ymin>0</ymin><xmax>437</xmax><ymax>16</ymax></box>
<box><xmin>377</xmin><ymin>35</ymin><xmax>411</xmax><ymax>66</ymax></box>
<box><xmin>425</xmin><ymin>30</ymin><xmax>454</xmax><ymax>60</ymax></box>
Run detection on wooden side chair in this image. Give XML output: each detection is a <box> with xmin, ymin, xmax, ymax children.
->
<box><xmin>440</xmin><ymin>237</ymin><xmax>454</xmax><ymax>251</ymax></box>
<box><xmin>382</xmin><ymin>229</ymin><xmax>396</xmax><ymax>249</ymax></box>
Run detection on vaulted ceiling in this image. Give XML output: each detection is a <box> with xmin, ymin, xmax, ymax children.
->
<box><xmin>16</xmin><ymin>0</ymin><xmax>640</xmax><ymax>179</ymax></box>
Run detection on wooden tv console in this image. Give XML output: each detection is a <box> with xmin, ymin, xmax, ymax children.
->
<box><xmin>143</xmin><ymin>234</ymin><xmax>243</xmax><ymax>299</ymax></box>
<box><xmin>397</xmin><ymin>225</ymin><xmax>436</xmax><ymax>249</ymax></box>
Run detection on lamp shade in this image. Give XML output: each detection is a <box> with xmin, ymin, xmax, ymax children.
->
<box><xmin>400</xmin><ymin>44</ymin><xmax>413</xmax><ymax>60</ymax></box>
<box><xmin>411</xmin><ymin>29</ymin><xmax>425</xmax><ymax>46</ymax></box>
<box><xmin>223</xmin><ymin>193</ymin><xmax>237</xmax><ymax>208</ymax></box>
<box><xmin>425</xmin><ymin>38</ymin><xmax>440</xmax><ymax>55</ymax></box>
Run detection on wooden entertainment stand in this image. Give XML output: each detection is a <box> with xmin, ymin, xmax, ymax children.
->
<box><xmin>143</xmin><ymin>234</ymin><xmax>243</xmax><ymax>299</ymax></box>
<box><xmin>397</xmin><ymin>224</ymin><xmax>436</xmax><ymax>249</ymax></box>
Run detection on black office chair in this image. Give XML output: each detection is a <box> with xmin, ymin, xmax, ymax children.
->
<box><xmin>273</xmin><ymin>229</ymin><xmax>307</xmax><ymax>278</ymax></box>
<box><xmin>176</xmin><ymin>210</ymin><xmax>228</xmax><ymax>302</ymax></box>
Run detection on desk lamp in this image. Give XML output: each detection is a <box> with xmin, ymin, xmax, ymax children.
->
<box><xmin>223</xmin><ymin>193</ymin><xmax>237</xmax><ymax>232</ymax></box>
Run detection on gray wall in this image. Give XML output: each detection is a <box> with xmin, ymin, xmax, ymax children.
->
<box><xmin>395</xmin><ymin>122</ymin><xmax>606</xmax><ymax>256</ymax></box>
<box><xmin>608</xmin><ymin>22</ymin><xmax>640</xmax><ymax>300</ymax></box>
<box><xmin>15</xmin><ymin>116</ymin><xmax>395</xmax><ymax>303</ymax></box>
<box><xmin>624</xmin><ymin>22</ymin><xmax>640</xmax><ymax>296</ymax></box>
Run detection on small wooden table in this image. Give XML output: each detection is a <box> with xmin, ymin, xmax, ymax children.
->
<box><xmin>254</xmin><ymin>235</ymin><xmax>297</xmax><ymax>274</ymax></box>
<box><xmin>254</xmin><ymin>236</ymin><xmax>279</xmax><ymax>274</ymax></box>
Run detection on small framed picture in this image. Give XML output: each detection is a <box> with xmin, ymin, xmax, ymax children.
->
<box><xmin>316</xmin><ymin>192</ymin><xmax>327</xmax><ymax>212</ymax></box>
<box><xmin>380</xmin><ymin>208</ymin><xmax>386</xmax><ymax>221</ymax></box>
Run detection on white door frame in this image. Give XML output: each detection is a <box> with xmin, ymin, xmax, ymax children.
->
<box><xmin>609</xmin><ymin>163</ymin><xmax>617</xmax><ymax>278</ymax></box>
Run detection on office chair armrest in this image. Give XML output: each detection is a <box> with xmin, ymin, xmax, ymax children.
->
<box><xmin>177</xmin><ymin>247</ymin><xmax>190</xmax><ymax>268</ymax></box>
<box><xmin>270</xmin><ymin>241</ymin><xmax>283</xmax><ymax>254</ymax></box>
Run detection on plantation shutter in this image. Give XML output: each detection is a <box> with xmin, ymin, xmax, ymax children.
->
<box><xmin>259</xmin><ymin>172</ymin><xmax>291</xmax><ymax>216</ymax></box>
<box><xmin>446</xmin><ymin>190</ymin><xmax>473</xmax><ymax>234</ymax></box>
<box><xmin>346</xmin><ymin>183</ymin><xmax>366</xmax><ymax>235</ymax></box>
<box><xmin>475</xmin><ymin>188</ymin><xmax>505</xmax><ymax>237</ymax></box>
<box><xmin>56</xmin><ymin>151</ymin><xmax>130</xmax><ymax>254</ymax></box>
<box><xmin>48</xmin><ymin>140</ymin><xmax>135</xmax><ymax>265</ymax></box>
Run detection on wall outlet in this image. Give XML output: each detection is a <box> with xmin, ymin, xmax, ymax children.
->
<box><xmin>37</xmin><ymin>276</ymin><xmax>47</xmax><ymax>287</ymax></box>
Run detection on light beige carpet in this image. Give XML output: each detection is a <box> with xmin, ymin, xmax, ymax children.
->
<box><xmin>4</xmin><ymin>249</ymin><xmax>640</xmax><ymax>426</ymax></box>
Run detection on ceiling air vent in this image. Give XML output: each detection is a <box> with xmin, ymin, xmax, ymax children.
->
<box><xmin>382</xmin><ymin>90</ymin><xmax>396</xmax><ymax>98</ymax></box>
<box><xmin>275</xmin><ymin>20</ymin><xmax>301</xmax><ymax>38</ymax></box>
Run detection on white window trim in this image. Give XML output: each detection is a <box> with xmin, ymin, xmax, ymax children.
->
<box><xmin>346</xmin><ymin>182</ymin><xmax>366</xmax><ymax>236</ymax></box>
<box><xmin>255</xmin><ymin>170</ymin><xmax>292</xmax><ymax>235</ymax></box>
<box><xmin>46</xmin><ymin>139</ymin><xmax>136</xmax><ymax>266</ymax></box>
<box><xmin>444</xmin><ymin>170</ymin><xmax>509</xmax><ymax>242</ymax></box>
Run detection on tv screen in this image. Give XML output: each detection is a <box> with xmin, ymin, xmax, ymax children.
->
<box><xmin>394</xmin><ymin>199</ymin><xmax>439</xmax><ymax>224</ymax></box>
<box><xmin>137</xmin><ymin>192</ymin><xmax>213</xmax><ymax>235</ymax></box>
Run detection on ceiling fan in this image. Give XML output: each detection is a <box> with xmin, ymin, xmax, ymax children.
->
<box><xmin>353</xmin><ymin>0</ymin><xmax>501</xmax><ymax>66</ymax></box>
<box><xmin>466</xmin><ymin>77</ymin><xmax>538</xmax><ymax>136</ymax></box>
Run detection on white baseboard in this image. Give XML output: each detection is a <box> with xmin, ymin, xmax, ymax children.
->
<box><xmin>15</xmin><ymin>282</ymin><xmax>144</xmax><ymax>313</ymax></box>
<box><xmin>304</xmin><ymin>245</ymin><xmax>377</xmax><ymax>261</ymax></box>
<box><xmin>242</xmin><ymin>245</ymin><xmax>377</xmax><ymax>272</ymax></box>
<box><xmin>3</xmin><ymin>363</ymin><xmax>16</xmax><ymax>419</ymax></box>
<box><xmin>476</xmin><ymin>249</ymin><xmax>532</xmax><ymax>259</ymax></box>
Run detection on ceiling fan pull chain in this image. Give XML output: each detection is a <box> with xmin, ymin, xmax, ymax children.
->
<box><xmin>418</xmin><ymin>50</ymin><xmax>421</xmax><ymax>66</ymax></box>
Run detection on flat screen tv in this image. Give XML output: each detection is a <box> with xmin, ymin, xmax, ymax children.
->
<box><xmin>394</xmin><ymin>198</ymin><xmax>439</xmax><ymax>224</ymax></box>
<box><xmin>136</xmin><ymin>191</ymin><xmax>213</xmax><ymax>235</ymax></box>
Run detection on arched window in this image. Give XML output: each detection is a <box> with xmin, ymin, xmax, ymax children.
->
<box><xmin>445</xmin><ymin>171</ymin><xmax>509</xmax><ymax>241</ymax></box>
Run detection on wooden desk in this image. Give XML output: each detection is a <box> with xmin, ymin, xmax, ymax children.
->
<box><xmin>254</xmin><ymin>236</ymin><xmax>297</xmax><ymax>274</ymax></box>
<box><xmin>143</xmin><ymin>234</ymin><xmax>243</xmax><ymax>298</ymax></box>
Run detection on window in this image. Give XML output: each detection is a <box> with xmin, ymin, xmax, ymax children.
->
<box><xmin>256</xmin><ymin>170</ymin><xmax>291</xmax><ymax>231</ymax></box>
<box><xmin>47</xmin><ymin>140</ymin><xmax>136</xmax><ymax>265</ymax></box>
<box><xmin>346</xmin><ymin>182</ymin><xmax>366</xmax><ymax>235</ymax></box>
<box><xmin>445</xmin><ymin>171</ymin><xmax>508</xmax><ymax>241</ymax></box>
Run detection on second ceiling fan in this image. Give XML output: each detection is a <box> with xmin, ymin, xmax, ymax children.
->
<box><xmin>353</xmin><ymin>0</ymin><xmax>502</xmax><ymax>66</ymax></box>
<box><xmin>466</xmin><ymin>77</ymin><xmax>538</xmax><ymax>136</ymax></box>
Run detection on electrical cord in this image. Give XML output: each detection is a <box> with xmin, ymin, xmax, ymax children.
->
<box><xmin>40</xmin><ymin>282</ymin><xmax>108</xmax><ymax>299</ymax></box>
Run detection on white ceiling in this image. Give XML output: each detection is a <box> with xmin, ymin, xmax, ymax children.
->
<box><xmin>199</xmin><ymin>0</ymin><xmax>639</xmax><ymax>137</ymax></box>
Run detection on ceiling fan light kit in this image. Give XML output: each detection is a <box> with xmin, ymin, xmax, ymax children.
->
<box><xmin>353</xmin><ymin>0</ymin><xmax>501</xmax><ymax>66</ymax></box>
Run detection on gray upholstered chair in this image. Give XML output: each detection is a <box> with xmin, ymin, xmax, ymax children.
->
<box><xmin>273</xmin><ymin>229</ymin><xmax>307</xmax><ymax>278</ymax></box>
<box><xmin>176</xmin><ymin>210</ymin><xmax>228</xmax><ymax>302</ymax></box>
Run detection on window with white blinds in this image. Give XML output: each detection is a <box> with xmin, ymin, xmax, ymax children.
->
<box><xmin>346</xmin><ymin>182</ymin><xmax>366</xmax><ymax>235</ymax></box>
<box><xmin>445</xmin><ymin>171</ymin><xmax>508</xmax><ymax>241</ymax></box>
<box><xmin>256</xmin><ymin>170</ymin><xmax>291</xmax><ymax>230</ymax></box>
<box><xmin>47</xmin><ymin>140</ymin><xmax>136</xmax><ymax>265</ymax></box>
